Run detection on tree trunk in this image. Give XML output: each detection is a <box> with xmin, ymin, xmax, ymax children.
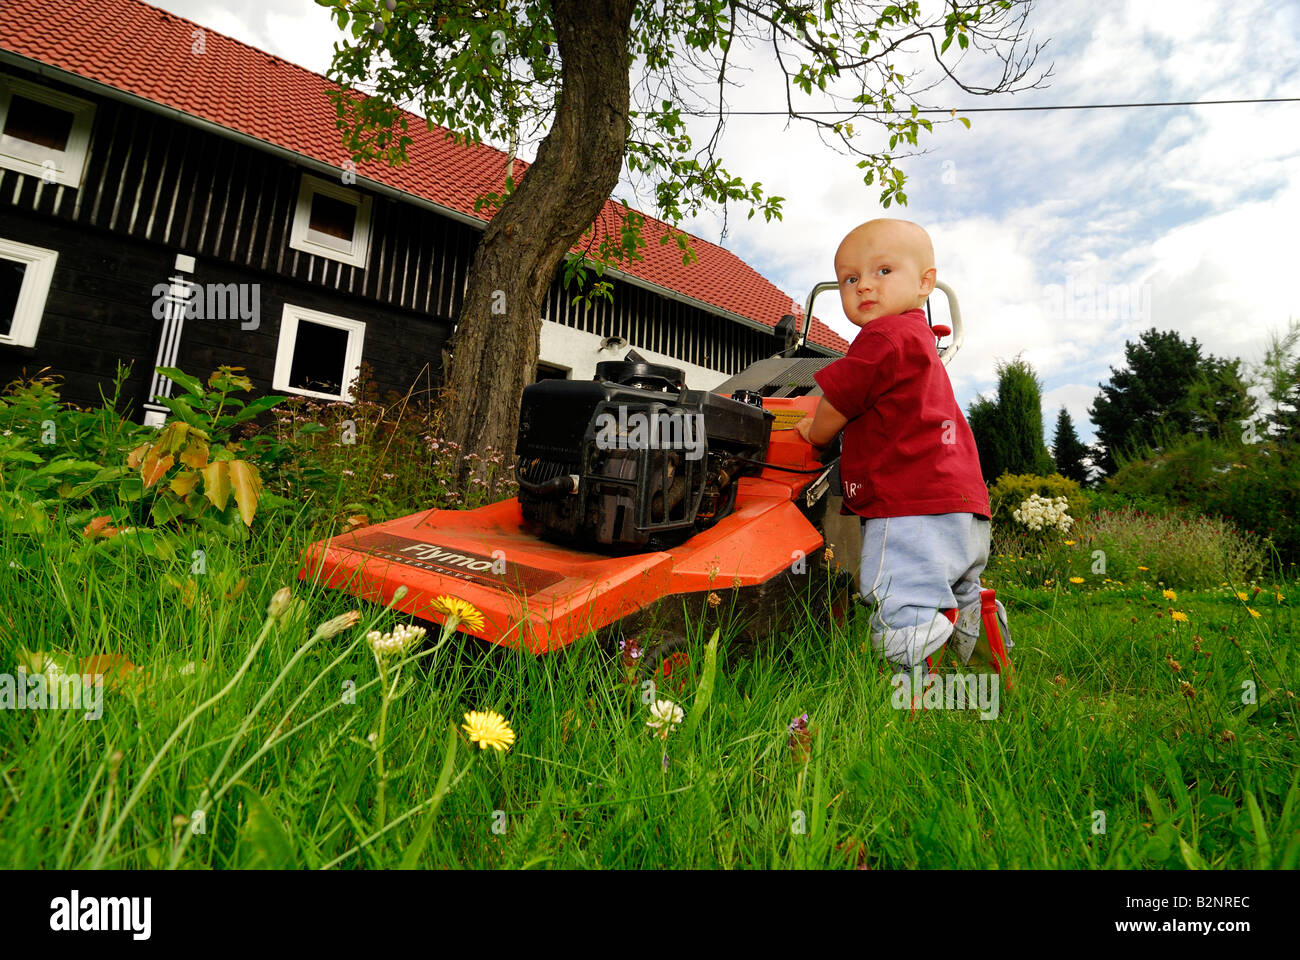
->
<box><xmin>442</xmin><ymin>0</ymin><xmax>635</xmax><ymax>493</ymax></box>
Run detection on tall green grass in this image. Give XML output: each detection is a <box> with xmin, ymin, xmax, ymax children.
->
<box><xmin>1</xmin><ymin>499</ymin><xmax>1296</xmax><ymax>869</ymax></box>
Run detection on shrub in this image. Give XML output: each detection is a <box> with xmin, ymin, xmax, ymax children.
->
<box><xmin>988</xmin><ymin>472</ymin><xmax>1088</xmax><ymax>530</ymax></box>
<box><xmin>249</xmin><ymin>361</ymin><xmax>516</xmax><ymax>525</ymax></box>
<box><xmin>0</xmin><ymin>364</ymin><xmax>153</xmax><ymax>535</ymax></box>
<box><xmin>1106</xmin><ymin>436</ymin><xmax>1300</xmax><ymax>566</ymax></box>
<box><xmin>986</xmin><ymin>505</ymin><xmax>1266</xmax><ymax>591</ymax></box>
<box><xmin>1071</xmin><ymin>506</ymin><xmax>1264</xmax><ymax>589</ymax></box>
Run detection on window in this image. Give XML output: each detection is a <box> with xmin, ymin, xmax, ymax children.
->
<box><xmin>0</xmin><ymin>237</ymin><xmax>58</xmax><ymax>348</ymax></box>
<box><xmin>288</xmin><ymin>174</ymin><xmax>373</xmax><ymax>268</ymax></box>
<box><xmin>273</xmin><ymin>303</ymin><xmax>366</xmax><ymax>401</ymax></box>
<box><xmin>535</xmin><ymin>362</ymin><xmax>570</xmax><ymax>382</ymax></box>
<box><xmin>0</xmin><ymin>75</ymin><xmax>95</xmax><ymax>188</ymax></box>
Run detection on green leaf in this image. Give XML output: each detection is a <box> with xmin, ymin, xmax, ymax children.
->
<box><xmin>1244</xmin><ymin>789</ymin><xmax>1272</xmax><ymax>867</ymax></box>
<box><xmin>152</xmin><ymin>394</ymin><xmax>207</xmax><ymax>431</ymax></box>
<box><xmin>33</xmin><ymin>458</ymin><xmax>101</xmax><ymax>477</ymax></box>
<box><xmin>150</xmin><ymin>496</ymin><xmax>187</xmax><ymax>526</ymax></box>
<box><xmin>1</xmin><ymin>449</ymin><xmax>43</xmax><ymax>464</ymax></box>
<box><xmin>1177</xmin><ymin>836</ymin><xmax>1207</xmax><ymax>870</ymax></box>
<box><xmin>400</xmin><ymin>723</ymin><xmax>458</xmax><ymax>870</ymax></box>
<box><xmin>0</xmin><ymin>493</ymin><xmax>48</xmax><ymax>534</ymax></box>
<box><xmin>156</xmin><ymin>367</ymin><xmax>205</xmax><ymax>398</ymax></box>
<box><xmin>684</xmin><ymin>628</ymin><xmax>720</xmax><ymax>741</ymax></box>
<box><xmin>118</xmin><ymin>477</ymin><xmax>145</xmax><ymax>502</ymax></box>
<box><xmin>227</xmin><ymin>395</ymin><xmax>290</xmax><ymax>425</ymax></box>
<box><xmin>958</xmin><ymin>116</ymin><xmax>971</xmax><ymax>129</ymax></box>
<box><xmin>238</xmin><ymin>787</ymin><xmax>297</xmax><ymax>869</ymax></box>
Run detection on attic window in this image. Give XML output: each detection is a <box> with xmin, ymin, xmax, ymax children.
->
<box><xmin>272</xmin><ymin>303</ymin><xmax>366</xmax><ymax>402</ymax></box>
<box><xmin>4</xmin><ymin>95</ymin><xmax>74</xmax><ymax>150</ymax></box>
<box><xmin>289</xmin><ymin>173</ymin><xmax>372</xmax><ymax>268</ymax></box>
<box><xmin>0</xmin><ymin>236</ymin><xmax>59</xmax><ymax>348</ymax></box>
<box><xmin>308</xmin><ymin>192</ymin><xmax>356</xmax><ymax>241</ymax></box>
<box><xmin>0</xmin><ymin>75</ymin><xmax>96</xmax><ymax>188</ymax></box>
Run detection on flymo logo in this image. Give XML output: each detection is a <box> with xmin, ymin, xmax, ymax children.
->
<box><xmin>398</xmin><ymin>543</ymin><xmax>507</xmax><ymax>573</ymax></box>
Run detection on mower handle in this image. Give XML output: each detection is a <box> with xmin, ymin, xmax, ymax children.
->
<box><xmin>797</xmin><ymin>279</ymin><xmax>965</xmax><ymax>367</ymax></box>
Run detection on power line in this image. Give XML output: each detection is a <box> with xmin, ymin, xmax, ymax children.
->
<box><xmin>693</xmin><ymin>96</ymin><xmax>1300</xmax><ymax>115</ymax></box>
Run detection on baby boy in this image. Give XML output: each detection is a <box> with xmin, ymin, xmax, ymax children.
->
<box><xmin>795</xmin><ymin>219</ymin><xmax>991</xmax><ymax>669</ymax></box>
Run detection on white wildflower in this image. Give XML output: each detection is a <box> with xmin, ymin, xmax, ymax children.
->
<box><xmin>646</xmin><ymin>699</ymin><xmax>684</xmax><ymax>739</ymax></box>
<box><xmin>1012</xmin><ymin>494</ymin><xmax>1072</xmax><ymax>533</ymax></box>
<box><xmin>367</xmin><ymin>622</ymin><xmax>427</xmax><ymax>657</ymax></box>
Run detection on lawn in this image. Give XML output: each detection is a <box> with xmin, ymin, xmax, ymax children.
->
<box><xmin>1</xmin><ymin>506</ymin><xmax>1295</xmax><ymax>869</ymax></box>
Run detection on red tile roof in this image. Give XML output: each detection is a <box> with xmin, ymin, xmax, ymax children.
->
<box><xmin>0</xmin><ymin>0</ymin><xmax>848</xmax><ymax>354</ymax></box>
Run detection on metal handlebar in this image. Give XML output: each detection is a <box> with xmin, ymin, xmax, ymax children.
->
<box><xmin>798</xmin><ymin>279</ymin><xmax>964</xmax><ymax>367</ymax></box>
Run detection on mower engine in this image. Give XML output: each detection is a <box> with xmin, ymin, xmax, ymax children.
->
<box><xmin>516</xmin><ymin>354</ymin><xmax>772</xmax><ymax>548</ymax></box>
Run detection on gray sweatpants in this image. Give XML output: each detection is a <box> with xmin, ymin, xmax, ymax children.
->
<box><xmin>858</xmin><ymin>512</ymin><xmax>991</xmax><ymax>669</ymax></box>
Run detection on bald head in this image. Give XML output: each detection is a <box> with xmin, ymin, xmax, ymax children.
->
<box><xmin>836</xmin><ymin>219</ymin><xmax>935</xmax><ymax>275</ymax></box>
<box><xmin>834</xmin><ymin>219</ymin><xmax>937</xmax><ymax>327</ymax></box>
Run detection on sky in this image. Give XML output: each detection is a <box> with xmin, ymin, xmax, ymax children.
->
<box><xmin>143</xmin><ymin>0</ymin><xmax>1300</xmax><ymax>446</ymax></box>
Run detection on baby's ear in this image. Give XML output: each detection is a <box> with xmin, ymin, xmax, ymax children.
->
<box><xmin>920</xmin><ymin>267</ymin><xmax>937</xmax><ymax>295</ymax></box>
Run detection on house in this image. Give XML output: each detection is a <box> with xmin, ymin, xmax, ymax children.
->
<box><xmin>0</xmin><ymin>0</ymin><xmax>847</xmax><ymax>428</ymax></box>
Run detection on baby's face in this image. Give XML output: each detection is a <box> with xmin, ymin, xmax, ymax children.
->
<box><xmin>834</xmin><ymin>220</ymin><xmax>936</xmax><ymax>327</ymax></box>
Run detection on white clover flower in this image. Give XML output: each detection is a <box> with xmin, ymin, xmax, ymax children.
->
<box><xmin>646</xmin><ymin>698</ymin><xmax>684</xmax><ymax>739</ymax></box>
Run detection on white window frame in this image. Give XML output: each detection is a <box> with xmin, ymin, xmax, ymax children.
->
<box><xmin>0</xmin><ymin>237</ymin><xmax>58</xmax><ymax>348</ymax></box>
<box><xmin>0</xmin><ymin>75</ymin><xmax>96</xmax><ymax>188</ymax></box>
<box><xmin>273</xmin><ymin>303</ymin><xmax>366</xmax><ymax>402</ymax></box>
<box><xmin>288</xmin><ymin>173</ymin><xmax>373</xmax><ymax>269</ymax></box>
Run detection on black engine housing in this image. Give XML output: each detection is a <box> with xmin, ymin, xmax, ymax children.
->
<box><xmin>515</xmin><ymin>357</ymin><xmax>772</xmax><ymax>548</ymax></box>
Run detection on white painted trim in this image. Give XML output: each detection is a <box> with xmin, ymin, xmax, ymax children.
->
<box><xmin>0</xmin><ymin>73</ymin><xmax>95</xmax><ymax>188</ymax></box>
<box><xmin>0</xmin><ymin>236</ymin><xmax>58</xmax><ymax>348</ymax></box>
<box><xmin>273</xmin><ymin>302</ymin><xmax>367</xmax><ymax>402</ymax></box>
<box><xmin>538</xmin><ymin>319</ymin><xmax>730</xmax><ymax>390</ymax></box>
<box><xmin>288</xmin><ymin>172</ymin><xmax>372</xmax><ymax>269</ymax></box>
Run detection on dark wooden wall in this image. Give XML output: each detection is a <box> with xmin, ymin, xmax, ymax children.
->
<box><xmin>0</xmin><ymin>65</ymin><xmax>785</xmax><ymax>417</ymax></box>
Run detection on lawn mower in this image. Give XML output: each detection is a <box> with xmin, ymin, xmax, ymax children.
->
<box><xmin>297</xmin><ymin>282</ymin><xmax>1012</xmax><ymax>682</ymax></box>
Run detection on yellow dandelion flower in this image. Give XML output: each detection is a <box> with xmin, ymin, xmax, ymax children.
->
<box><xmin>430</xmin><ymin>595</ymin><xmax>486</xmax><ymax>633</ymax></box>
<box><xmin>1064</xmin><ymin>540</ymin><xmax>1077</xmax><ymax>546</ymax></box>
<box><xmin>1247</xmin><ymin>607</ymin><xmax>1261</xmax><ymax>619</ymax></box>
<box><xmin>1069</xmin><ymin>577</ymin><xmax>1085</xmax><ymax>584</ymax></box>
<box><xmin>1276</xmin><ymin>592</ymin><xmax>1285</xmax><ymax>603</ymax></box>
<box><xmin>1171</xmin><ymin>611</ymin><xmax>1189</xmax><ymax>623</ymax></box>
<box><xmin>462</xmin><ymin>710</ymin><xmax>515</xmax><ymax>751</ymax></box>
<box><xmin>1138</xmin><ymin>566</ymin><xmax>1149</xmax><ymax>571</ymax></box>
<box><xmin>1162</xmin><ymin>589</ymin><xmax>1177</xmax><ymax>601</ymax></box>
<box><xmin>1235</xmin><ymin>591</ymin><xmax>1248</xmax><ymax>601</ymax></box>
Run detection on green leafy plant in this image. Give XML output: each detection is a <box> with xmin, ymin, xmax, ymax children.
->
<box><xmin>988</xmin><ymin>472</ymin><xmax>1088</xmax><ymax>531</ymax></box>
<box><xmin>116</xmin><ymin>366</ymin><xmax>289</xmax><ymax>534</ymax></box>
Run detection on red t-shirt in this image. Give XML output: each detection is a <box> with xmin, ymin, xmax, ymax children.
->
<box><xmin>813</xmin><ymin>308</ymin><xmax>990</xmax><ymax>520</ymax></box>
